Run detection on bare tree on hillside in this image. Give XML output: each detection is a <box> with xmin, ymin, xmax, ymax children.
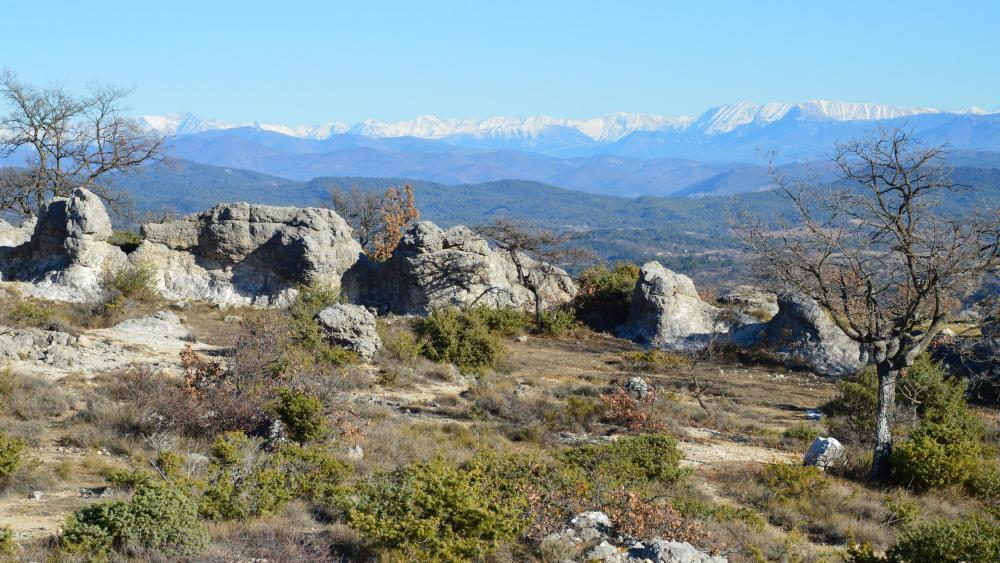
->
<box><xmin>0</xmin><ymin>70</ymin><xmax>164</xmax><ymax>216</ymax></box>
<box><xmin>736</xmin><ymin>128</ymin><xmax>1000</xmax><ymax>480</ymax></box>
<box><xmin>476</xmin><ymin>218</ymin><xmax>589</xmax><ymax>330</ymax></box>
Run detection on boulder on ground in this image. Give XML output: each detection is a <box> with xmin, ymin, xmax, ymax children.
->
<box><xmin>315</xmin><ymin>304</ymin><xmax>381</xmax><ymax>360</ymax></box>
<box><xmin>347</xmin><ymin>221</ymin><xmax>576</xmax><ymax>315</ymax></box>
<box><xmin>624</xmin><ymin>376</ymin><xmax>651</xmax><ymax>400</ymax></box>
<box><xmin>731</xmin><ymin>292</ymin><xmax>867</xmax><ymax>377</ymax></box>
<box><xmin>804</xmin><ymin>436</ymin><xmax>845</xmax><ymax>469</ymax></box>
<box><xmin>544</xmin><ymin>511</ymin><xmax>726</xmax><ymax>563</ymax></box>
<box><xmin>130</xmin><ymin>203</ymin><xmax>364</xmax><ymax>306</ymax></box>
<box><xmin>0</xmin><ymin>188</ymin><xmax>127</xmax><ymax>302</ymax></box>
<box><xmin>617</xmin><ymin>262</ymin><xmax>734</xmax><ymax>352</ymax></box>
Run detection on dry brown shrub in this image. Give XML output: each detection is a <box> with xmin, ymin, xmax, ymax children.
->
<box><xmin>372</xmin><ymin>183</ymin><xmax>419</xmax><ymax>260</ymax></box>
<box><xmin>600</xmin><ymin>389</ymin><xmax>665</xmax><ymax>432</ymax></box>
<box><xmin>606</xmin><ymin>490</ymin><xmax>717</xmax><ymax>551</ymax></box>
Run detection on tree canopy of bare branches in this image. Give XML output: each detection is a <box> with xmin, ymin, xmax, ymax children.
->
<box><xmin>476</xmin><ymin>218</ymin><xmax>589</xmax><ymax>328</ymax></box>
<box><xmin>736</xmin><ymin>128</ymin><xmax>1000</xmax><ymax>480</ymax></box>
<box><xmin>331</xmin><ymin>183</ymin><xmax>419</xmax><ymax>260</ymax></box>
<box><xmin>0</xmin><ymin>69</ymin><xmax>164</xmax><ymax>216</ymax></box>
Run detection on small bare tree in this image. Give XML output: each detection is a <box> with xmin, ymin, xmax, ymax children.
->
<box><xmin>0</xmin><ymin>69</ymin><xmax>164</xmax><ymax>216</ymax></box>
<box><xmin>331</xmin><ymin>183</ymin><xmax>419</xmax><ymax>259</ymax></box>
<box><xmin>736</xmin><ymin>128</ymin><xmax>1000</xmax><ymax>480</ymax></box>
<box><xmin>476</xmin><ymin>218</ymin><xmax>588</xmax><ymax>329</ymax></box>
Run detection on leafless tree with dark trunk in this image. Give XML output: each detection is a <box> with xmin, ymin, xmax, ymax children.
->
<box><xmin>735</xmin><ymin>128</ymin><xmax>1000</xmax><ymax>480</ymax></box>
<box><xmin>0</xmin><ymin>69</ymin><xmax>164</xmax><ymax>217</ymax></box>
<box><xmin>476</xmin><ymin>218</ymin><xmax>589</xmax><ymax>330</ymax></box>
<box><xmin>331</xmin><ymin>185</ymin><xmax>383</xmax><ymax>251</ymax></box>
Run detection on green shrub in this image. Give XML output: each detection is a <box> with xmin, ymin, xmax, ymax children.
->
<box><xmin>620</xmin><ymin>349</ymin><xmax>692</xmax><ymax>373</ymax></box>
<box><xmin>560</xmin><ymin>433</ymin><xmax>689</xmax><ymax>492</ymax></box>
<box><xmin>382</xmin><ymin>330</ymin><xmax>423</xmax><ymax>365</ymax></box>
<box><xmin>421</xmin><ymin>307</ymin><xmax>504</xmax><ymax>374</ymax></box>
<box><xmin>888</xmin><ymin>513</ymin><xmax>1000</xmax><ymax>562</ymax></box>
<box><xmin>5</xmin><ymin>300</ymin><xmax>53</xmax><ymax>327</ymax></box>
<box><xmin>966</xmin><ymin>459</ymin><xmax>1000</xmax><ymax>499</ymax></box>
<box><xmin>107</xmin><ymin>230</ymin><xmax>143</xmax><ymax>252</ymax></box>
<box><xmin>573</xmin><ymin>262</ymin><xmax>640</xmax><ymax>331</ymax></box>
<box><xmin>61</xmin><ymin>483</ymin><xmax>207</xmax><ymax>557</ymax></box>
<box><xmin>884</xmin><ymin>492</ymin><xmax>920</xmax><ymax>527</ymax></box>
<box><xmin>347</xmin><ymin>456</ymin><xmax>527</xmax><ymax>562</ymax></box>
<box><xmin>271</xmin><ymin>388</ymin><xmax>326</xmax><ymax>443</ymax></box>
<box><xmin>760</xmin><ymin>463</ymin><xmax>828</xmax><ymax>500</ymax></box>
<box><xmin>0</xmin><ymin>433</ymin><xmax>26</xmax><ymax>482</ymax></box>
<box><xmin>782</xmin><ymin>422</ymin><xmax>821</xmax><ymax>444</ymax></box>
<box><xmin>468</xmin><ymin>306</ymin><xmax>529</xmax><ymax>337</ymax></box>
<box><xmin>0</xmin><ymin>525</ymin><xmax>16</xmax><ymax>559</ymax></box>
<box><xmin>538</xmin><ymin>307</ymin><xmax>577</xmax><ymax>336</ymax></box>
<box><xmin>100</xmin><ymin>262</ymin><xmax>159</xmax><ymax>313</ymax></box>
<box><xmin>285</xmin><ymin>282</ymin><xmax>356</xmax><ymax>367</ymax></box>
<box><xmin>198</xmin><ymin>432</ymin><xmax>349</xmax><ymax>521</ymax></box>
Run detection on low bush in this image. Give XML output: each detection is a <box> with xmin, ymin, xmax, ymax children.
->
<box><xmin>420</xmin><ymin>306</ymin><xmax>503</xmax><ymax>374</ymax></box>
<box><xmin>347</xmin><ymin>456</ymin><xmax>527</xmax><ymax>562</ymax></box>
<box><xmin>61</xmin><ymin>483</ymin><xmax>208</xmax><ymax>558</ymax></box>
<box><xmin>620</xmin><ymin>349</ymin><xmax>692</xmax><ymax>373</ymax></box>
<box><xmin>381</xmin><ymin>329</ymin><xmax>423</xmax><ymax>365</ymax></box>
<box><xmin>0</xmin><ymin>525</ymin><xmax>16</xmax><ymax>559</ymax></box>
<box><xmin>4</xmin><ymin>300</ymin><xmax>53</xmax><ymax>328</ymax></box>
<box><xmin>888</xmin><ymin>513</ymin><xmax>999</xmax><ymax>562</ymax></box>
<box><xmin>198</xmin><ymin>432</ymin><xmax>350</xmax><ymax>521</ymax></box>
<box><xmin>573</xmin><ymin>262</ymin><xmax>640</xmax><ymax>331</ymax></box>
<box><xmin>467</xmin><ymin>306</ymin><xmax>529</xmax><ymax>337</ymax></box>
<box><xmin>107</xmin><ymin>230</ymin><xmax>143</xmax><ymax>253</ymax></box>
<box><xmin>0</xmin><ymin>433</ymin><xmax>26</xmax><ymax>482</ymax></box>
<box><xmin>271</xmin><ymin>388</ymin><xmax>326</xmax><ymax>443</ymax></box>
<box><xmin>537</xmin><ymin>307</ymin><xmax>577</xmax><ymax>336</ymax></box>
<box><xmin>100</xmin><ymin>262</ymin><xmax>159</xmax><ymax>312</ymax></box>
<box><xmin>760</xmin><ymin>463</ymin><xmax>828</xmax><ymax>500</ymax></box>
<box><xmin>560</xmin><ymin>433</ymin><xmax>688</xmax><ymax>493</ymax></box>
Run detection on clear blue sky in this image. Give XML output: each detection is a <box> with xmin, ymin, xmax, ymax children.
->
<box><xmin>3</xmin><ymin>0</ymin><xmax>998</xmax><ymax>124</ymax></box>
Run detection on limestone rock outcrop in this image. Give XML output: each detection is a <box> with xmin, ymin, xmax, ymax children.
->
<box><xmin>731</xmin><ymin>292</ymin><xmax>867</xmax><ymax>377</ymax></box>
<box><xmin>544</xmin><ymin>511</ymin><xmax>726</xmax><ymax>563</ymax></box>
<box><xmin>315</xmin><ymin>304</ymin><xmax>381</xmax><ymax>360</ymax></box>
<box><xmin>617</xmin><ymin>262</ymin><xmax>732</xmax><ymax>352</ymax></box>
<box><xmin>0</xmin><ymin>188</ymin><xmax>127</xmax><ymax>302</ymax></box>
<box><xmin>347</xmin><ymin>221</ymin><xmax>576</xmax><ymax>315</ymax></box>
<box><xmin>0</xmin><ymin>216</ymin><xmax>35</xmax><ymax>248</ymax></box>
<box><xmin>717</xmin><ymin>285</ymin><xmax>779</xmax><ymax>320</ymax></box>
<box><xmin>130</xmin><ymin>203</ymin><xmax>364</xmax><ymax>306</ymax></box>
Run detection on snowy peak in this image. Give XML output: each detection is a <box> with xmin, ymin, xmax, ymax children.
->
<box><xmin>692</xmin><ymin>100</ymin><xmax>946</xmax><ymax>134</ymax></box>
<box><xmin>141</xmin><ymin>100</ymin><xmax>995</xmax><ymax>143</ymax></box>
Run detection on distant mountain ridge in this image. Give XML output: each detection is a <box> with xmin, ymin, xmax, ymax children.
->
<box><xmin>134</xmin><ymin>100</ymin><xmax>1000</xmax><ymax>197</ymax></box>
<box><xmin>142</xmin><ymin>99</ymin><xmax>991</xmax><ymax>143</ymax></box>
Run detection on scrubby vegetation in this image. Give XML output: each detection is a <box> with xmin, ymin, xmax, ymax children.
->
<box><xmin>573</xmin><ymin>262</ymin><xmax>640</xmax><ymax>331</ymax></box>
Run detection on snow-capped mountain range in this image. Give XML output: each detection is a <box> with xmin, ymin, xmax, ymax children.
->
<box><xmin>141</xmin><ymin>100</ymin><xmax>994</xmax><ymax>143</ymax></box>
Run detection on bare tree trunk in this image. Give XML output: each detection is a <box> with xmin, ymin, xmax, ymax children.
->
<box><xmin>532</xmin><ymin>284</ymin><xmax>542</xmax><ymax>330</ymax></box>
<box><xmin>871</xmin><ymin>362</ymin><xmax>897</xmax><ymax>481</ymax></box>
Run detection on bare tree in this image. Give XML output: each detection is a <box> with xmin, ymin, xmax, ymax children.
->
<box><xmin>331</xmin><ymin>183</ymin><xmax>419</xmax><ymax>259</ymax></box>
<box><xmin>476</xmin><ymin>218</ymin><xmax>588</xmax><ymax>329</ymax></box>
<box><xmin>331</xmin><ymin>185</ymin><xmax>383</xmax><ymax>250</ymax></box>
<box><xmin>0</xmin><ymin>69</ymin><xmax>164</xmax><ymax>216</ymax></box>
<box><xmin>736</xmin><ymin>128</ymin><xmax>1000</xmax><ymax>480</ymax></box>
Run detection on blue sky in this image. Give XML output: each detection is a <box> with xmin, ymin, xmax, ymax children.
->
<box><xmin>3</xmin><ymin>0</ymin><xmax>998</xmax><ymax>124</ymax></box>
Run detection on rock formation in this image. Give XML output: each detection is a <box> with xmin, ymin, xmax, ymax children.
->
<box><xmin>717</xmin><ymin>284</ymin><xmax>779</xmax><ymax>320</ymax></box>
<box><xmin>544</xmin><ymin>511</ymin><xmax>726</xmax><ymax>563</ymax></box>
<box><xmin>0</xmin><ymin>216</ymin><xmax>35</xmax><ymax>248</ymax></box>
<box><xmin>804</xmin><ymin>436</ymin><xmax>845</xmax><ymax>469</ymax></box>
<box><xmin>347</xmin><ymin>221</ymin><xmax>576</xmax><ymax>315</ymax></box>
<box><xmin>731</xmin><ymin>292</ymin><xmax>867</xmax><ymax>377</ymax></box>
<box><xmin>617</xmin><ymin>262</ymin><xmax>734</xmax><ymax>352</ymax></box>
<box><xmin>0</xmin><ymin>188</ymin><xmax>127</xmax><ymax>302</ymax></box>
<box><xmin>315</xmin><ymin>304</ymin><xmax>381</xmax><ymax>360</ymax></box>
<box><xmin>130</xmin><ymin>203</ymin><xmax>364</xmax><ymax>306</ymax></box>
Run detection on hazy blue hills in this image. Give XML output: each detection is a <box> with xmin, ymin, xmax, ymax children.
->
<box><xmin>160</xmin><ymin>109</ymin><xmax>1000</xmax><ymax>198</ymax></box>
